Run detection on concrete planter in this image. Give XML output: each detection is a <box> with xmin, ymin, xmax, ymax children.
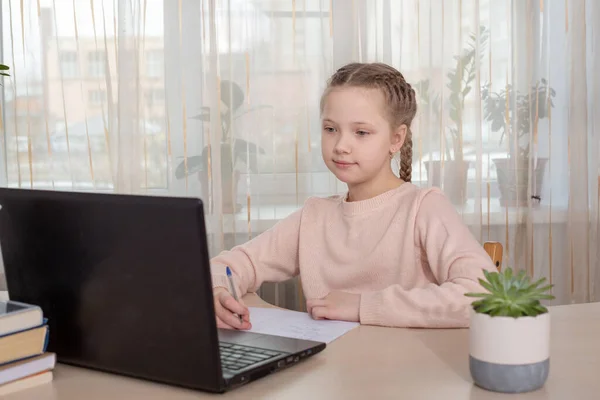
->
<box><xmin>493</xmin><ymin>158</ymin><xmax>548</xmax><ymax>208</ymax></box>
<box><xmin>469</xmin><ymin>308</ymin><xmax>550</xmax><ymax>393</ymax></box>
<box><xmin>424</xmin><ymin>160</ymin><xmax>470</xmax><ymax>206</ymax></box>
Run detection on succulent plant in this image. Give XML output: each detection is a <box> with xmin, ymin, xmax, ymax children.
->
<box><xmin>465</xmin><ymin>268</ymin><xmax>555</xmax><ymax>318</ymax></box>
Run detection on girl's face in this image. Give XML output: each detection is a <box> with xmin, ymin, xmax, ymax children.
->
<box><xmin>321</xmin><ymin>86</ymin><xmax>405</xmax><ymax>189</ymax></box>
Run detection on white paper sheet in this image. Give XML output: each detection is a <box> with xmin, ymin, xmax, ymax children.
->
<box><xmin>247</xmin><ymin>307</ymin><xmax>359</xmax><ymax>343</ymax></box>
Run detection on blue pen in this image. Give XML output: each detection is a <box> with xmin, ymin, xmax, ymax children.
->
<box><xmin>226</xmin><ymin>266</ymin><xmax>243</xmax><ymax>324</ymax></box>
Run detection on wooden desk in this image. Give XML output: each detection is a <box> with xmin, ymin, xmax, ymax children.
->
<box><xmin>4</xmin><ymin>296</ymin><xmax>600</xmax><ymax>399</ymax></box>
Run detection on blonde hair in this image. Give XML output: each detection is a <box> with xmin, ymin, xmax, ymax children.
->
<box><xmin>320</xmin><ymin>62</ymin><xmax>417</xmax><ymax>182</ymax></box>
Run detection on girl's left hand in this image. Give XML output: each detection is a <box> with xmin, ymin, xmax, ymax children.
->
<box><xmin>306</xmin><ymin>291</ymin><xmax>360</xmax><ymax>322</ymax></box>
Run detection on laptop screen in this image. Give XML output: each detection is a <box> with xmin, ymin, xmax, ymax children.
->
<box><xmin>0</xmin><ymin>189</ymin><xmax>224</xmax><ymax>391</ymax></box>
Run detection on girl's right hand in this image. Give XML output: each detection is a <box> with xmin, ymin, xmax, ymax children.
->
<box><xmin>213</xmin><ymin>287</ymin><xmax>252</xmax><ymax>330</ymax></box>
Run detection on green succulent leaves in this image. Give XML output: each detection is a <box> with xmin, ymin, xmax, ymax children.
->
<box><xmin>465</xmin><ymin>268</ymin><xmax>555</xmax><ymax>318</ymax></box>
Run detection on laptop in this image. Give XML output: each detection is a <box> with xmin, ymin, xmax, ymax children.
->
<box><xmin>0</xmin><ymin>188</ymin><xmax>325</xmax><ymax>393</ymax></box>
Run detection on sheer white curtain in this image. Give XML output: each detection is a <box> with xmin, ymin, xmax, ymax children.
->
<box><xmin>346</xmin><ymin>0</ymin><xmax>599</xmax><ymax>306</ymax></box>
<box><xmin>1</xmin><ymin>0</ymin><xmax>598</xmax><ymax>309</ymax></box>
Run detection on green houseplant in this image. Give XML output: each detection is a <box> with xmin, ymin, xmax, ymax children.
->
<box><xmin>465</xmin><ymin>268</ymin><xmax>555</xmax><ymax>393</ymax></box>
<box><xmin>413</xmin><ymin>78</ymin><xmax>441</xmax><ymax>156</ymax></box>
<box><xmin>481</xmin><ymin>80</ymin><xmax>556</xmax><ymax>207</ymax></box>
<box><xmin>418</xmin><ymin>26</ymin><xmax>489</xmax><ymax>205</ymax></box>
<box><xmin>175</xmin><ymin>80</ymin><xmax>269</xmax><ymax>213</ymax></box>
<box><xmin>0</xmin><ymin>64</ymin><xmax>9</xmax><ymax>82</ymax></box>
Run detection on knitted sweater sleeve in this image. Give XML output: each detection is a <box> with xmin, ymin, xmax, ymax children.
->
<box><xmin>359</xmin><ymin>190</ymin><xmax>497</xmax><ymax>328</ymax></box>
<box><xmin>210</xmin><ymin>207</ymin><xmax>303</xmax><ymax>296</ymax></box>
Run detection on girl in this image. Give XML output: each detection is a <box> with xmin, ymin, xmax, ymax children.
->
<box><xmin>210</xmin><ymin>62</ymin><xmax>497</xmax><ymax>329</ymax></box>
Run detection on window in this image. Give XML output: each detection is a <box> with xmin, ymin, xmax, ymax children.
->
<box><xmin>59</xmin><ymin>51</ymin><xmax>78</xmax><ymax>78</ymax></box>
<box><xmin>144</xmin><ymin>88</ymin><xmax>164</xmax><ymax>105</ymax></box>
<box><xmin>88</xmin><ymin>51</ymin><xmax>105</xmax><ymax>78</ymax></box>
<box><xmin>55</xmin><ymin>119</ymin><xmax>66</xmax><ymax>132</ymax></box>
<box><xmin>0</xmin><ymin>0</ymin><xmax>573</xmax><ymax>212</ymax></box>
<box><xmin>88</xmin><ymin>90</ymin><xmax>106</xmax><ymax>106</ymax></box>
<box><xmin>145</xmin><ymin>51</ymin><xmax>163</xmax><ymax>78</ymax></box>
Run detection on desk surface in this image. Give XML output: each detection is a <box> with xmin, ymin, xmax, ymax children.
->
<box><xmin>4</xmin><ymin>295</ymin><xmax>600</xmax><ymax>400</ymax></box>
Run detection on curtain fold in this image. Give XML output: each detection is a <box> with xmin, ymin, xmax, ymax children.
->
<box><xmin>591</xmin><ymin>0</ymin><xmax>600</xmax><ymax>299</ymax></box>
<box><xmin>1</xmin><ymin>0</ymin><xmax>598</xmax><ymax>309</ymax></box>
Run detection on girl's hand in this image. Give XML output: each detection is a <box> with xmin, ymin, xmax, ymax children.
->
<box><xmin>306</xmin><ymin>291</ymin><xmax>360</xmax><ymax>322</ymax></box>
<box><xmin>213</xmin><ymin>287</ymin><xmax>252</xmax><ymax>330</ymax></box>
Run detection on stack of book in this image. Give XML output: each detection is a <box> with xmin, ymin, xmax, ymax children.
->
<box><xmin>0</xmin><ymin>300</ymin><xmax>55</xmax><ymax>396</ymax></box>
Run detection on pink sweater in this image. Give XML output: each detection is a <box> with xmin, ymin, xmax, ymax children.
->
<box><xmin>210</xmin><ymin>183</ymin><xmax>497</xmax><ymax>328</ymax></box>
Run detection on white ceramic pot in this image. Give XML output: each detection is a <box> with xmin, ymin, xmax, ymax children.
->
<box><xmin>468</xmin><ymin>308</ymin><xmax>550</xmax><ymax>393</ymax></box>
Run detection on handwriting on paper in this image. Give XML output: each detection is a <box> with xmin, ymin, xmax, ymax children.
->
<box><xmin>247</xmin><ymin>307</ymin><xmax>359</xmax><ymax>343</ymax></box>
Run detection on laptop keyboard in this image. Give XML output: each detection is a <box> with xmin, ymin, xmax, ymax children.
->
<box><xmin>219</xmin><ymin>342</ymin><xmax>285</xmax><ymax>372</ymax></box>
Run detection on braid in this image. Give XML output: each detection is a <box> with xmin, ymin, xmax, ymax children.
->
<box><xmin>399</xmin><ymin>130</ymin><xmax>413</xmax><ymax>182</ymax></box>
<box><xmin>395</xmin><ymin>80</ymin><xmax>416</xmax><ymax>183</ymax></box>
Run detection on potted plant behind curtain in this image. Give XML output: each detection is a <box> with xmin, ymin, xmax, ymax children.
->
<box><xmin>176</xmin><ymin>80</ymin><xmax>268</xmax><ymax>213</ymax></box>
<box><xmin>0</xmin><ymin>64</ymin><xmax>9</xmax><ymax>82</ymax></box>
<box><xmin>465</xmin><ymin>267</ymin><xmax>555</xmax><ymax>393</ymax></box>
<box><xmin>419</xmin><ymin>26</ymin><xmax>489</xmax><ymax>205</ymax></box>
<box><xmin>413</xmin><ymin>78</ymin><xmax>440</xmax><ymax>181</ymax></box>
<box><xmin>481</xmin><ymin>79</ymin><xmax>555</xmax><ymax>207</ymax></box>
<box><xmin>0</xmin><ymin>63</ymin><xmax>10</xmax><ymax>204</ymax></box>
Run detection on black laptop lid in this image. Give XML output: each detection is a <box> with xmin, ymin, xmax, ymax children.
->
<box><xmin>0</xmin><ymin>188</ymin><xmax>224</xmax><ymax>392</ymax></box>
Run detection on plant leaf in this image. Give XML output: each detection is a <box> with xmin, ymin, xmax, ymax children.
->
<box><xmin>477</xmin><ymin>277</ymin><xmax>495</xmax><ymax>292</ymax></box>
<box><xmin>464</xmin><ymin>292</ymin><xmax>489</xmax><ymax>298</ymax></box>
<box><xmin>475</xmin><ymin>302</ymin><xmax>500</xmax><ymax>314</ymax></box>
<box><xmin>487</xmin><ymin>272</ymin><xmax>504</xmax><ymax>292</ymax></box>
<box><xmin>529</xmin><ymin>277</ymin><xmax>548</xmax><ymax>290</ymax></box>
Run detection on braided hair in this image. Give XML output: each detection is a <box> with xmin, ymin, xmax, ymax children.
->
<box><xmin>320</xmin><ymin>63</ymin><xmax>417</xmax><ymax>182</ymax></box>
